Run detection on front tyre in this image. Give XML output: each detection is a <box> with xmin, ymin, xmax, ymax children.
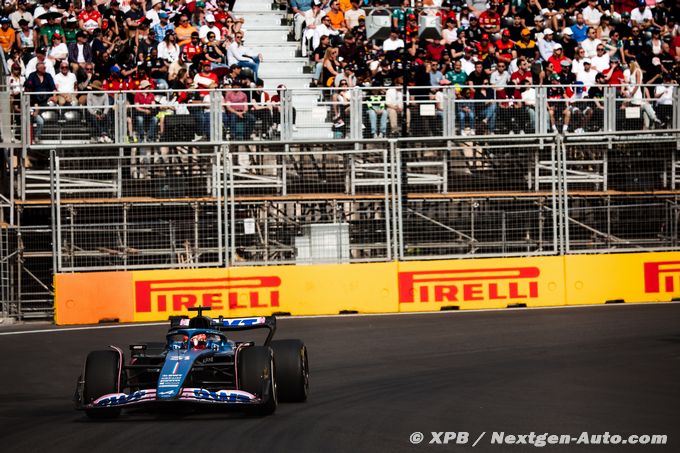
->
<box><xmin>83</xmin><ymin>350</ymin><xmax>123</xmax><ymax>419</ymax></box>
<box><xmin>238</xmin><ymin>346</ymin><xmax>277</xmax><ymax>416</ymax></box>
<box><xmin>271</xmin><ymin>339</ymin><xmax>309</xmax><ymax>402</ymax></box>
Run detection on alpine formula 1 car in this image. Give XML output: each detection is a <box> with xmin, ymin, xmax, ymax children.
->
<box><xmin>74</xmin><ymin>307</ymin><xmax>308</xmax><ymax>418</ymax></box>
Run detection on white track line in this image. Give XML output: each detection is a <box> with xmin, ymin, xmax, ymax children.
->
<box><xmin>0</xmin><ymin>301</ymin><xmax>678</xmax><ymax>336</ymax></box>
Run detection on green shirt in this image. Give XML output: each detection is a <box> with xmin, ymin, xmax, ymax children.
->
<box><xmin>445</xmin><ymin>70</ymin><xmax>467</xmax><ymax>86</ymax></box>
<box><xmin>391</xmin><ymin>8</ymin><xmax>412</xmax><ymax>32</ymax></box>
<box><xmin>63</xmin><ymin>28</ymin><xmax>77</xmax><ymax>44</ymax></box>
<box><xmin>40</xmin><ymin>25</ymin><xmax>64</xmax><ymax>45</ymax></box>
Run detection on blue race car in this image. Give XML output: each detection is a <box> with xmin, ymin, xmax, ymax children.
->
<box><xmin>73</xmin><ymin>307</ymin><xmax>309</xmax><ymax>418</ymax></box>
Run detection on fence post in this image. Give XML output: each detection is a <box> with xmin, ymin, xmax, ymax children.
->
<box><xmin>604</xmin><ymin>86</ymin><xmax>616</xmax><ymax>132</ymax></box>
<box><xmin>672</xmin><ymin>85</ymin><xmax>680</xmax><ymax>132</ymax></box>
<box><xmin>349</xmin><ymin>87</ymin><xmax>362</xmax><ymax>140</ymax></box>
<box><xmin>281</xmin><ymin>89</ymin><xmax>292</xmax><ymax>141</ymax></box>
<box><xmin>536</xmin><ymin>87</ymin><xmax>547</xmax><ymax>135</ymax></box>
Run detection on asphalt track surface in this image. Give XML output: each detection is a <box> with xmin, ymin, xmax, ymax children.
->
<box><xmin>1</xmin><ymin>304</ymin><xmax>679</xmax><ymax>453</ymax></box>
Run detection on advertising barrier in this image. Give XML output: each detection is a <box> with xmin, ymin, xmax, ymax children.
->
<box><xmin>54</xmin><ymin>252</ymin><xmax>680</xmax><ymax>325</ymax></box>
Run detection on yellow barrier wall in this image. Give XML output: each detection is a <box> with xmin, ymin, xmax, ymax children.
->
<box><xmin>54</xmin><ymin>252</ymin><xmax>680</xmax><ymax>325</ymax></box>
<box><xmin>564</xmin><ymin>252</ymin><xmax>680</xmax><ymax>305</ymax></box>
<box><xmin>397</xmin><ymin>256</ymin><xmax>566</xmax><ymax>311</ymax></box>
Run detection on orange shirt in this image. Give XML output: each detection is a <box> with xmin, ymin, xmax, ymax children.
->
<box><xmin>0</xmin><ymin>27</ymin><xmax>16</xmax><ymax>53</ymax></box>
<box><xmin>338</xmin><ymin>0</ymin><xmax>352</xmax><ymax>12</ymax></box>
<box><xmin>326</xmin><ymin>10</ymin><xmax>345</xmax><ymax>30</ymax></box>
<box><xmin>175</xmin><ymin>23</ymin><xmax>197</xmax><ymax>46</ymax></box>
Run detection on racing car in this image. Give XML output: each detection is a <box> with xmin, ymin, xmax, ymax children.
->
<box><xmin>74</xmin><ymin>307</ymin><xmax>308</xmax><ymax>418</ymax></box>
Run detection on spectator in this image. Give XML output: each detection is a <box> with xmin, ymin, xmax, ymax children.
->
<box><xmin>624</xmin><ymin>59</ymin><xmax>662</xmax><ymax>128</ymax></box>
<box><xmin>383</xmin><ymin>28</ymin><xmax>405</xmax><ymax>53</ymax></box>
<box><xmin>78</xmin><ymin>0</ymin><xmax>102</xmax><ymax>35</ymax></box>
<box><xmin>199</xmin><ymin>13</ymin><xmax>221</xmax><ymax>43</ymax></box>
<box><xmin>630</xmin><ymin>0</ymin><xmax>654</xmax><ymax>30</ymax></box>
<box><xmin>558</xmin><ymin>27</ymin><xmax>577</xmax><ymax>60</ymax></box>
<box><xmin>456</xmin><ymin>87</ymin><xmax>475</xmax><ymax>135</ymax></box>
<box><xmin>326</xmin><ymin>1</ymin><xmax>348</xmax><ymax>34</ymax></box>
<box><xmin>538</xmin><ymin>28</ymin><xmax>557</xmax><ymax>61</ymax></box>
<box><xmin>581</xmin><ymin>26</ymin><xmax>601</xmax><ymax>58</ymax></box>
<box><xmin>0</xmin><ymin>17</ymin><xmax>16</xmax><ymax>54</ymax></box>
<box><xmin>301</xmin><ymin>2</ymin><xmax>324</xmax><ymax>57</ymax></box>
<box><xmin>654</xmin><ymin>73</ymin><xmax>674</xmax><ymax>126</ymax></box>
<box><xmin>515</xmin><ymin>28</ymin><xmax>539</xmax><ymax>61</ymax></box>
<box><xmin>591</xmin><ymin>42</ymin><xmax>610</xmax><ymax>72</ymax></box>
<box><xmin>386</xmin><ymin>76</ymin><xmax>408</xmax><ymax>137</ymax></box>
<box><xmin>85</xmin><ymin>80</ymin><xmax>113</xmax><ymax>142</ymax></box>
<box><xmin>175</xmin><ymin>14</ymin><xmax>197</xmax><ymax>45</ymax></box>
<box><xmin>583</xmin><ymin>0</ymin><xmax>603</xmax><ymax>27</ymax></box>
<box><xmin>157</xmin><ymin>29</ymin><xmax>180</xmax><ymax>64</ymax></box>
<box><xmin>366</xmin><ymin>86</ymin><xmax>388</xmax><ymax>139</ymax></box>
<box><xmin>24</xmin><ymin>61</ymin><xmax>57</xmax><ymax>143</ymax></box>
<box><xmin>570</xmin><ymin>13</ymin><xmax>588</xmax><ymax>43</ymax></box>
<box><xmin>153</xmin><ymin>11</ymin><xmax>175</xmax><ymax>42</ymax></box>
<box><xmin>67</xmin><ymin>31</ymin><xmax>93</xmax><ymax>73</ymax></box>
<box><xmin>16</xmin><ymin>19</ymin><xmax>38</xmax><ymax>58</ymax></box>
<box><xmin>576</xmin><ymin>58</ymin><xmax>597</xmax><ymax>89</ymax></box>
<box><xmin>133</xmin><ymin>80</ymin><xmax>159</xmax><ymax>142</ymax></box>
<box><xmin>9</xmin><ymin>0</ymin><xmax>34</xmax><ymax>30</ymax></box>
<box><xmin>224</xmin><ymin>79</ymin><xmax>255</xmax><ymax>142</ymax></box>
<box><xmin>344</xmin><ymin>1</ymin><xmax>366</xmax><ymax>31</ymax></box>
<box><xmin>53</xmin><ymin>61</ymin><xmax>78</xmax><ymax>106</ymax></box>
<box><xmin>47</xmin><ymin>33</ymin><xmax>69</xmax><ymax>70</ymax></box>
<box><xmin>495</xmin><ymin>29</ymin><xmax>516</xmax><ymax>64</ymax></box>
<box><xmin>291</xmin><ymin>0</ymin><xmax>314</xmax><ymax>42</ymax></box>
<box><xmin>227</xmin><ymin>31</ymin><xmax>262</xmax><ymax>79</ymax></box>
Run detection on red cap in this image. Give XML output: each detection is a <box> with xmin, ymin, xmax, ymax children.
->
<box><xmin>408</xmin><ymin>14</ymin><xmax>416</xmax><ymax>20</ymax></box>
<box><xmin>502</xmin><ymin>29</ymin><xmax>511</xmax><ymax>37</ymax></box>
<box><xmin>481</xmin><ymin>33</ymin><xmax>489</xmax><ymax>40</ymax></box>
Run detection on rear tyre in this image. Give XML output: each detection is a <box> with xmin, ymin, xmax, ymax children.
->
<box><xmin>271</xmin><ymin>339</ymin><xmax>308</xmax><ymax>402</ymax></box>
<box><xmin>83</xmin><ymin>350</ymin><xmax>122</xmax><ymax>419</ymax></box>
<box><xmin>238</xmin><ymin>346</ymin><xmax>277</xmax><ymax>416</ymax></box>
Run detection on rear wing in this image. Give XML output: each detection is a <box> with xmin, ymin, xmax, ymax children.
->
<box><xmin>169</xmin><ymin>310</ymin><xmax>277</xmax><ymax>345</ymax></box>
<box><xmin>213</xmin><ymin>316</ymin><xmax>277</xmax><ymax>346</ymax></box>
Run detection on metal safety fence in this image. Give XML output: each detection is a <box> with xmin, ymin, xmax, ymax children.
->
<box><xmin>17</xmin><ymin>130</ymin><xmax>673</xmax><ymax>273</ymax></box>
<box><xmin>15</xmin><ymin>84</ymin><xmax>680</xmax><ymax>147</ymax></box>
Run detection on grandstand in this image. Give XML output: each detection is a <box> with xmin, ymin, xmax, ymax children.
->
<box><xmin>0</xmin><ymin>0</ymin><xmax>679</xmax><ymax>320</ymax></box>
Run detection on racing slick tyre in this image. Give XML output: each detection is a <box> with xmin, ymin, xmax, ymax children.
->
<box><xmin>83</xmin><ymin>350</ymin><xmax>123</xmax><ymax>419</ymax></box>
<box><xmin>271</xmin><ymin>339</ymin><xmax>309</xmax><ymax>402</ymax></box>
<box><xmin>238</xmin><ymin>346</ymin><xmax>277</xmax><ymax>416</ymax></box>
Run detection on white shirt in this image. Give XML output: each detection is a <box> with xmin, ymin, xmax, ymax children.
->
<box><xmin>630</xmin><ymin>7</ymin><xmax>653</xmax><ymax>26</ymax></box>
<box><xmin>25</xmin><ymin>57</ymin><xmax>56</xmax><ymax>77</ymax></box>
<box><xmin>227</xmin><ymin>41</ymin><xmax>257</xmax><ymax>65</ymax></box>
<box><xmin>146</xmin><ymin>9</ymin><xmax>161</xmax><ymax>27</ymax></box>
<box><xmin>383</xmin><ymin>37</ymin><xmax>404</xmax><ymax>52</ymax></box>
<box><xmin>441</xmin><ymin>28</ymin><xmax>458</xmax><ymax>45</ymax></box>
<box><xmin>655</xmin><ymin>84</ymin><xmax>673</xmax><ymax>106</ymax></box>
<box><xmin>591</xmin><ymin>53</ymin><xmax>610</xmax><ymax>72</ymax></box>
<box><xmin>157</xmin><ymin>41</ymin><xmax>180</xmax><ymax>63</ymax></box>
<box><xmin>538</xmin><ymin>37</ymin><xmax>556</xmax><ymax>61</ymax></box>
<box><xmin>576</xmin><ymin>68</ymin><xmax>597</xmax><ymax>89</ymax></box>
<box><xmin>582</xmin><ymin>5</ymin><xmax>602</xmax><ymax>26</ymax></box>
<box><xmin>580</xmin><ymin>38</ymin><xmax>601</xmax><ymax>58</ymax></box>
<box><xmin>344</xmin><ymin>8</ymin><xmax>365</xmax><ymax>30</ymax></box>
<box><xmin>76</xmin><ymin>43</ymin><xmax>86</xmax><ymax>63</ymax></box>
<box><xmin>490</xmin><ymin>70</ymin><xmax>510</xmax><ymax>87</ymax></box>
<box><xmin>198</xmin><ymin>24</ymin><xmax>221</xmax><ymax>42</ymax></box>
<box><xmin>54</xmin><ymin>71</ymin><xmax>77</xmax><ymax>93</ymax></box>
<box><xmin>571</xmin><ymin>58</ymin><xmax>585</xmax><ymax>76</ymax></box>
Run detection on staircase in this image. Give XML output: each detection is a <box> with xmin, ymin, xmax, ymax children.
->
<box><xmin>233</xmin><ymin>0</ymin><xmax>334</xmax><ymax>139</ymax></box>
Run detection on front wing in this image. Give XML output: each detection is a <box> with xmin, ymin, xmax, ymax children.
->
<box><xmin>83</xmin><ymin>388</ymin><xmax>261</xmax><ymax>409</ymax></box>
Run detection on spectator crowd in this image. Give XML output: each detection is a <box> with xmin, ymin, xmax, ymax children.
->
<box><xmin>1</xmin><ymin>0</ymin><xmax>679</xmax><ymax>141</ymax></box>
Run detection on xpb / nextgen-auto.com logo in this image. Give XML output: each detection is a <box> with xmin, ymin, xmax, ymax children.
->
<box><xmin>135</xmin><ymin>276</ymin><xmax>281</xmax><ymax>313</ymax></box>
<box><xmin>398</xmin><ymin>267</ymin><xmax>540</xmax><ymax>304</ymax></box>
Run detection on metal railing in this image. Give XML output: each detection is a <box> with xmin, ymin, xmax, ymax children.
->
<box><xmin>14</xmin><ymin>84</ymin><xmax>679</xmax><ymax>148</ymax></box>
<box><xmin>20</xmin><ymin>131</ymin><xmax>674</xmax><ymax>272</ymax></box>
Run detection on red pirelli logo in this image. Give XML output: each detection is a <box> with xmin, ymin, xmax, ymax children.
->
<box><xmin>644</xmin><ymin>261</ymin><xmax>680</xmax><ymax>294</ymax></box>
<box><xmin>135</xmin><ymin>276</ymin><xmax>281</xmax><ymax>313</ymax></box>
<box><xmin>399</xmin><ymin>267</ymin><xmax>540</xmax><ymax>303</ymax></box>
